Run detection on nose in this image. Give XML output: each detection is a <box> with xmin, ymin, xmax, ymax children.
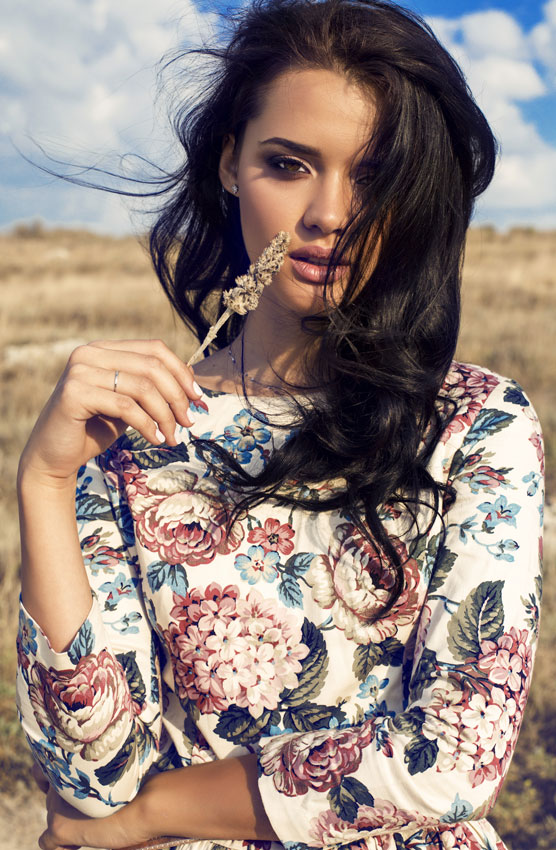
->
<box><xmin>301</xmin><ymin>174</ymin><xmax>350</xmax><ymax>235</ymax></box>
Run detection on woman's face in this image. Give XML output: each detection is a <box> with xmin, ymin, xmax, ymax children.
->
<box><xmin>219</xmin><ymin>67</ymin><xmax>377</xmax><ymax>316</ymax></box>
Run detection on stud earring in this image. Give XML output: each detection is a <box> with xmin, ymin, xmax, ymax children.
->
<box><xmin>231</xmin><ymin>184</ymin><xmax>239</xmax><ymax>195</ymax></box>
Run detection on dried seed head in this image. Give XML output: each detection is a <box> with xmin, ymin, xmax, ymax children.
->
<box><xmin>222</xmin><ymin>230</ymin><xmax>291</xmax><ymax>314</ymax></box>
<box><xmin>187</xmin><ymin>231</ymin><xmax>291</xmax><ymax>366</ymax></box>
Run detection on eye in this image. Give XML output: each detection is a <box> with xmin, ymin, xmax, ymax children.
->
<box><xmin>267</xmin><ymin>155</ymin><xmax>310</xmax><ymax>176</ymax></box>
<box><xmin>353</xmin><ymin>169</ymin><xmax>374</xmax><ymax>187</ymax></box>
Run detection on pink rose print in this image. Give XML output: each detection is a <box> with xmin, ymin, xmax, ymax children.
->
<box><xmin>434</xmin><ymin>823</ymin><xmax>483</xmax><ymax>850</ymax></box>
<box><xmin>462</xmin><ymin>465</ymin><xmax>509</xmax><ymax>493</ymax></box>
<box><xmin>309</xmin><ymin>800</ymin><xmax>434</xmax><ymax>844</ymax></box>
<box><xmin>307</xmin><ymin>525</ymin><xmax>424</xmax><ymax>644</ymax></box>
<box><xmin>163</xmin><ymin>585</ymin><xmax>308</xmax><ymax>717</ymax></box>
<box><xmin>247</xmin><ymin>518</ymin><xmax>295</xmax><ymax>555</ymax></box>
<box><xmin>439</xmin><ymin>363</ymin><xmax>499</xmax><ymax>444</ymax></box>
<box><xmin>129</xmin><ymin>469</ymin><xmax>244</xmax><ymax>566</ymax></box>
<box><xmin>259</xmin><ymin>718</ymin><xmax>376</xmax><ymax>796</ymax></box>
<box><xmin>28</xmin><ymin>650</ymin><xmax>134</xmax><ymax>761</ymax></box>
<box><xmin>102</xmin><ymin>449</ymin><xmax>150</xmax><ymax>501</ymax></box>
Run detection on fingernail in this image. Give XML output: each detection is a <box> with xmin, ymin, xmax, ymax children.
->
<box><xmin>192</xmin><ymin>381</ymin><xmax>203</xmax><ymax>396</ymax></box>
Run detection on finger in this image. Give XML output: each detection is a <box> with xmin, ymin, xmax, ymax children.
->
<box><xmin>71</xmin><ymin>343</ymin><xmax>198</xmax><ymax>428</ymax></box>
<box><xmin>64</xmin><ymin>380</ymin><xmax>168</xmax><ymax>446</ymax></box>
<box><xmin>87</xmin><ymin>339</ymin><xmax>202</xmax><ymax>399</ymax></box>
<box><xmin>68</xmin><ymin>363</ymin><xmax>183</xmax><ymax>443</ymax></box>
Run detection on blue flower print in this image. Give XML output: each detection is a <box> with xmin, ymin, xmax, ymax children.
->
<box><xmin>29</xmin><ymin>737</ymin><xmax>73</xmax><ymax>789</ymax></box>
<box><xmin>478</xmin><ymin>495</ymin><xmax>521</xmax><ymax>532</ymax></box>
<box><xmin>224</xmin><ymin>410</ymin><xmax>271</xmax><ymax>452</ymax></box>
<box><xmin>108</xmin><ymin>611</ymin><xmax>142</xmax><ymax>635</ymax></box>
<box><xmin>357</xmin><ymin>674</ymin><xmax>389</xmax><ymax>700</ymax></box>
<box><xmin>440</xmin><ymin>793</ymin><xmax>473</xmax><ymax>823</ymax></box>
<box><xmin>523</xmin><ymin>470</ymin><xmax>542</xmax><ymax>497</ymax></box>
<box><xmin>219</xmin><ymin>437</ymin><xmax>254</xmax><ymax>465</ymax></box>
<box><xmin>234</xmin><ymin>545</ymin><xmax>280</xmax><ymax>584</ymax></box>
<box><xmin>18</xmin><ymin>609</ymin><xmax>38</xmax><ymax>656</ymax></box>
<box><xmin>99</xmin><ymin>572</ymin><xmax>139</xmax><ymax>611</ymax></box>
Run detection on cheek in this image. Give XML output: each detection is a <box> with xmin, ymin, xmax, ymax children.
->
<box><xmin>238</xmin><ymin>179</ymin><xmax>295</xmax><ymax>262</ymax></box>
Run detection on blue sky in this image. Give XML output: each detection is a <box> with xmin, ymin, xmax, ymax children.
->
<box><xmin>1</xmin><ymin>0</ymin><xmax>555</xmax><ymax>233</ymax></box>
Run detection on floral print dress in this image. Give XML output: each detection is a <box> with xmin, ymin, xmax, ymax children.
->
<box><xmin>16</xmin><ymin>362</ymin><xmax>544</xmax><ymax>850</ymax></box>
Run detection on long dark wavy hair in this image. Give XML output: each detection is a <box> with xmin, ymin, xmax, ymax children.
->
<box><xmin>147</xmin><ymin>0</ymin><xmax>497</xmax><ymax>613</ymax></box>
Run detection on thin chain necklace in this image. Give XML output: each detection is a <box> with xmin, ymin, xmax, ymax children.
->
<box><xmin>227</xmin><ymin>332</ymin><xmax>317</xmax><ymax>396</ymax></box>
<box><xmin>227</xmin><ymin>332</ymin><xmax>283</xmax><ymax>391</ymax></box>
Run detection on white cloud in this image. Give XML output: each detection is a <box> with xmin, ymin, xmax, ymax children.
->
<box><xmin>0</xmin><ymin>0</ymin><xmax>217</xmax><ymax>232</ymax></box>
<box><xmin>428</xmin><ymin>3</ymin><xmax>556</xmax><ymax>226</ymax></box>
<box><xmin>531</xmin><ymin>0</ymin><xmax>556</xmax><ymax>80</ymax></box>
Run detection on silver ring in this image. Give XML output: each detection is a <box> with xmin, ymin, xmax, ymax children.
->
<box><xmin>113</xmin><ymin>370</ymin><xmax>120</xmax><ymax>393</ymax></box>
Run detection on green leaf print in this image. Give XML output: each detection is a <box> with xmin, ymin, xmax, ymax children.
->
<box><xmin>447</xmin><ymin>580</ymin><xmax>505</xmax><ymax>661</ymax></box>
<box><xmin>428</xmin><ymin>543</ymin><xmax>457</xmax><ymax>594</ymax></box>
<box><xmin>390</xmin><ymin>706</ymin><xmax>426</xmax><ymax>736</ymax></box>
<box><xmin>115</xmin><ymin>651</ymin><xmax>146</xmax><ymax>708</ymax></box>
<box><xmin>94</xmin><ymin>730</ymin><xmax>135</xmax><ymax>786</ymax></box>
<box><xmin>404</xmin><ymin>733</ymin><xmax>439</xmax><ymax>775</ymax></box>
<box><xmin>283</xmin><ymin>702</ymin><xmax>347</xmax><ymax>732</ymax></box>
<box><xmin>147</xmin><ymin>560</ymin><xmax>188</xmax><ymax>595</ymax></box>
<box><xmin>135</xmin><ymin>719</ymin><xmax>157</xmax><ymax>766</ymax></box>
<box><xmin>410</xmin><ymin>648</ymin><xmax>438</xmax><ymax>702</ymax></box>
<box><xmin>214</xmin><ymin>706</ymin><xmax>277</xmax><ymax>744</ymax></box>
<box><xmin>352</xmin><ymin>637</ymin><xmax>404</xmax><ymax>681</ymax></box>
<box><xmin>283</xmin><ymin>552</ymin><xmax>314</xmax><ymax>577</ymax></box>
<box><xmin>280</xmin><ymin>620</ymin><xmax>328</xmax><ymax>706</ymax></box>
<box><xmin>447</xmin><ymin>448</ymin><xmax>466</xmax><ymax>479</ymax></box>
<box><xmin>463</xmin><ymin>409</ymin><xmax>516</xmax><ymax>445</ymax></box>
<box><xmin>67</xmin><ymin>620</ymin><xmax>95</xmax><ymax>664</ymax></box>
<box><xmin>183</xmin><ymin>700</ymin><xmax>201</xmax><ymax>745</ymax></box>
<box><xmin>76</xmin><ymin>493</ymin><xmax>115</xmax><ymax>522</ymax></box>
<box><xmin>118</xmin><ymin>431</ymin><xmax>189</xmax><ymax>467</ymax></box>
<box><xmin>328</xmin><ymin>777</ymin><xmax>374</xmax><ymax>822</ymax></box>
<box><xmin>277</xmin><ymin>574</ymin><xmax>304</xmax><ymax>609</ymax></box>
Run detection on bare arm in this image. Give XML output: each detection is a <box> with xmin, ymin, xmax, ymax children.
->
<box><xmin>19</xmin><ymin>338</ymin><xmax>200</xmax><ymax>650</ymax></box>
<box><xmin>39</xmin><ymin>754</ymin><xmax>279</xmax><ymax>850</ymax></box>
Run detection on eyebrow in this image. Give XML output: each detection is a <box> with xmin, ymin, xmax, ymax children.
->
<box><xmin>259</xmin><ymin>137</ymin><xmax>322</xmax><ymax>157</ymax></box>
<box><xmin>259</xmin><ymin>136</ymin><xmax>379</xmax><ymax>169</ymax></box>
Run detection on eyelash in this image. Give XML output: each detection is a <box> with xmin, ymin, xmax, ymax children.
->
<box><xmin>267</xmin><ymin>154</ymin><xmax>375</xmax><ymax>186</ymax></box>
<box><xmin>267</xmin><ymin>155</ymin><xmax>309</xmax><ymax>176</ymax></box>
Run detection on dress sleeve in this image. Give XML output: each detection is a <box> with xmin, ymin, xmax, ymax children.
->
<box><xmin>16</xmin><ymin>449</ymin><xmax>163</xmax><ymax>816</ymax></box>
<box><xmin>256</xmin><ymin>378</ymin><xmax>544</xmax><ymax>847</ymax></box>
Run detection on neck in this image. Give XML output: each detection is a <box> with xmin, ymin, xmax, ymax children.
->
<box><xmin>238</xmin><ymin>302</ymin><xmax>316</xmax><ymax>391</ymax></box>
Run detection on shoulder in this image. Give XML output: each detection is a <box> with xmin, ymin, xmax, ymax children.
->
<box><xmin>437</xmin><ymin>360</ymin><xmax>542</xmax><ymax>458</ymax></box>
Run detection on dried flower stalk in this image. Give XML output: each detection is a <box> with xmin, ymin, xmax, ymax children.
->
<box><xmin>187</xmin><ymin>231</ymin><xmax>291</xmax><ymax>366</ymax></box>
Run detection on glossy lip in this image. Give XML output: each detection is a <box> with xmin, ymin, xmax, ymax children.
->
<box><xmin>289</xmin><ymin>246</ymin><xmax>349</xmax><ymax>285</ymax></box>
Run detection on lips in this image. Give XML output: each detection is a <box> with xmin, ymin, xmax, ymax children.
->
<box><xmin>289</xmin><ymin>247</ymin><xmax>348</xmax><ymax>284</ymax></box>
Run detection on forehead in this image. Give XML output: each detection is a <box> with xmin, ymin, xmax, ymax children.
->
<box><xmin>243</xmin><ymin>67</ymin><xmax>377</xmax><ymax>162</ymax></box>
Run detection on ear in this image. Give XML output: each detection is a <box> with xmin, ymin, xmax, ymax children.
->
<box><xmin>219</xmin><ymin>134</ymin><xmax>239</xmax><ymax>195</ymax></box>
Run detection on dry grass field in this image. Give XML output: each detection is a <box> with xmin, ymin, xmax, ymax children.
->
<box><xmin>0</xmin><ymin>224</ymin><xmax>554</xmax><ymax>849</ymax></box>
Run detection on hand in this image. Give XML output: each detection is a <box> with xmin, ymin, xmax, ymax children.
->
<box><xmin>19</xmin><ymin>339</ymin><xmax>202</xmax><ymax>485</ymax></box>
<box><xmin>38</xmin><ymin>786</ymin><xmax>154</xmax><ymax>850</ymax></box>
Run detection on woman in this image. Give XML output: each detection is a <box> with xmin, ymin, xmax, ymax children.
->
<box><xmin>16</xmin><ymin>1</ymin><xmax>544</xmax><ymax>849</ymax></box>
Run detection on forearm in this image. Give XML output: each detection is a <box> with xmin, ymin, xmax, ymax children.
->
<box><xmin>18</xmin><ymin>468</ymin><xmax>92</xmax><ymax>652</ymax></box>
<box><xmin>123</xmin><ymin>755</ymin><xmax>278</xmax><ymax>844</ymax></box>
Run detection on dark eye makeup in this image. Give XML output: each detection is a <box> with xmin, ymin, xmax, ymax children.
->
<box><xmin>266</xmin><ymin>155</ymin><xmax>310</xmax><ymax>176</ymax></box>
<box><xmin>265</xmin><ymin>152</ymin><xmax>376</xmax><ymax>185</ymax></box>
